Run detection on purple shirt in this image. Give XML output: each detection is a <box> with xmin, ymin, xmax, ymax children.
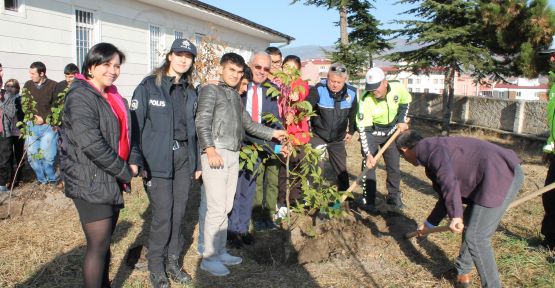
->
<box><xmin>414</xmin><ymin>136</ymin><xmax>522</xmax><ymax>225</ymax></box>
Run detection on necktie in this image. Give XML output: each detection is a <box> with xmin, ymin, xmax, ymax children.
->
<box><xmin>252</xmin><ymin>84</ymin><xmax>259</xmax><ymax>122</ymax></box>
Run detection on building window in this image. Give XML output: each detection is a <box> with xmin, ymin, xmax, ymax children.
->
<box><xmin>4</xmin><ymin>0</ymin><xmax>19</xmax><ymax>11</ymax></box>
<box><xmin>415</xmin><ymin>88</ymin><xmax>420</xmax><ymax>92</ymax></box>
<box><xmin>174</xmin><ymin>30</ymin><xmax>183</xmax><ymax>40</ymax></box>
<box><xmin>408</xmin><ymin>88</ymin><xmax>413</xmax><ymax>92</ymax></box>
<box><xmin>424</xmin><ymin>88</ymin><xmax>429</xmax><ymax>93</ymax></box>
<box><xmin>149</xmin><ymin>25</ymin><xmax>162</xmax><ymax>70</ymax></box>
<box><xmin>75</xmin><ymin>9</ymin><xmax>95</xmax><ymax>69</ymax></box>
<box><xmin>416</xmin><ymin>79</ymin><xmax>421</xmax><ymax>84</ymax></box>
<box><xmin>408</xmin><ymin>78</ymin><xmax>413</xmax><ymax>84</ymax></box>
<box><xmin>194</xmin><ymin>33</ymin><xmax>205</xmax><ymax>44</ymax></box>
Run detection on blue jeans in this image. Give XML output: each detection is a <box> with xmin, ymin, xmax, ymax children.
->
<box><xmin>25</xmin><ymin>123</ymin><xmax>59</xmax><ymax>184</ymax></box>
<box><xmin>455</xmin><ymin>165</ymin><xmax>524</xmax><ymax>287</ymax></box>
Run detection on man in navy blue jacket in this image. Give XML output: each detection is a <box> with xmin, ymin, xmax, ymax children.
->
<box><xmin>227</xmin><ymin>51</ymin><xmax>283</xmax><ymax>247</ymax></box>
<box><xmin>395</xmin><ymin>130</ymin><xmax>523</xmax><ymax>288</ymax></box>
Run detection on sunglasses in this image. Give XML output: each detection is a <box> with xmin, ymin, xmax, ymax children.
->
<box><xmin>330</xmin><ymin>66</ymin><xmax>347</xmax><ymax>73</ymax></box>
<box><xmin>253</xmin><ymin>65</ymin><xmax>271</xmax><ymax>73</ymax></box>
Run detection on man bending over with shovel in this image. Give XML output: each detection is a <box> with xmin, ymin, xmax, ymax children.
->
<box><xmin>395</xmin><ymin>130</ymin><xmax>523</xmax><ymax>288</ymax></box>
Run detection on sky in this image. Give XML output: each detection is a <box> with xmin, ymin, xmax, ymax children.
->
<box><xmin>200</xmin><ymin>0</ymin><xmax>555</xmax><ymax>48</ymax></box>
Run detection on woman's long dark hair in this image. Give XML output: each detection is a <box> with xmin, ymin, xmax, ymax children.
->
<box><xmin>81</xmin><ymin>43</ymin><xmax>125</xmax><ymax>79</ymax></box>
<box><xmin>152</xmin><ymin>52</ymin><xmax>195</xmax><ymax>88</ymax></box>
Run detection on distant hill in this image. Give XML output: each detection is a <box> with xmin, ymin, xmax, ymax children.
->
<box><xmin>282</xmin><ymin>38</ymin><xmax>422</xmax><ymax>67</ymax></box>
<box><xmin>281</xmin><ymin>45</ymin><xmax>335</xmax><ymax>60</ymax></box>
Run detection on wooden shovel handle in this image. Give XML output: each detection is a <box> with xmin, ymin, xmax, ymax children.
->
<box><xmin>340</xmin><ymin>126</ymin><xmax>404</xmax><ymax>202</ymax></box>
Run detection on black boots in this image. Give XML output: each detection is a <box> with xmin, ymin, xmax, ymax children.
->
<box><xmin>149</xmin><ymin>272</ymin><xmax>169</xmax><ymax>288</ymax></box>
<box><xmin>165</xmin><ymin>255</ymin><xmax>191</xmax><ymax>284</ymax></box>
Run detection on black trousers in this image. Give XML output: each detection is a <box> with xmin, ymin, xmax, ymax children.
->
<box><xmin>11</xmin><ymin>136</ymin><xmax>25</xmax><ymax>185</ymax></box>
<box><xmin>0</xmin><ymin>135</ymin><xmax>14</xmax><ymax>186</ymax></box>
<box><xmin>277</xmin><ymin>149</ymin><xmax>305</xmax><ymax>206</ymax></box>
<box><xmin>542</xmin><ymin>155</ymin><xmax>555</xmax><ymax>248</ymax></box>
<box><xmin>310</xmin><ymin>135</ymin><xmax>349</xmax><ymax>191</ymax></box>
<box><xmin>359</xmin><ymin>131</ymin><xmax>401</xmax><ymax>205</ymax></box>
<box><xmin>145</xmin><ymin>144</ymin><xmax>192</xmax><ymax>272</ymax></box>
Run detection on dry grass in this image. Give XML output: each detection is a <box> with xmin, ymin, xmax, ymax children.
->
<box><xmin>0</xmin><ymin>119</ymin><xmax>554</xmax><ymax>287</ymax></box>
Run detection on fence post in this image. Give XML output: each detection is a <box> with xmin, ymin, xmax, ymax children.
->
<box><xmin>513</xmin><ymin>100</ymin><xmax>525</xmax><ymax>134</ymax></box>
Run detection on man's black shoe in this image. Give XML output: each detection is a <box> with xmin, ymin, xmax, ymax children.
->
<box><xmin>265</xmin><ymin>219</ymin><xmax>279</xmax><ymax>230</ymax></box>
<box><xmin>253</xmin><ymin>220</ymin><xmax>268</xmax><ymax>232</ymax></box>
<box><xmin>386</xmin><ymin>196</ymin><xmax>405</xmax><ymax>210</ymax></box>
<box><xmin>359</xmin><ymin>203</ymin><xmax>380</xmax><ymax>215</ymax></box>
<box><xmin>227</xmin><ymin>231</ymin><xmax>244</xmax><ymax>249</ymax></box>
<box><xmin>240</xmin><ymin>233</ymin><xmax>255</xmax><ymax>245</ymax></box>
<box><xmin>149</xmin><ymin>271</ymin><xmax>169</xmax><ymax>288</ymax></box>
<box><xmin>165</xmin><ymin>255</ymin><xmax>191</xmax><ymax>284</ymax></box>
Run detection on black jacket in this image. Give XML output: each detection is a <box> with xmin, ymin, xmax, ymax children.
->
<box><xmin>196</xmin><ymin>82</ymin><xmax>274</xmax><ymax>152</ymax></box>
<box><xmin>63</xmin><ymin>79</ymin><xmax>133</xmax><ymax>205</ymax></box>
<box><xmin>129</xmin><ymin>75</ymin><xmax>199</xmax><ymax>178</ymax></box>
<box><xmin>307</xmin><ymin>80</ymin><xmax>358</xmax><ymax>142</ymax></box>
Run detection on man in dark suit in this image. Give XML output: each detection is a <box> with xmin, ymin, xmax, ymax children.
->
<box><xmin>227</xmin><ymin>52</ymin><xmax>282</xmax><ymax>247</ymax></box>
<box><xmin>395</xmin><ymin>130</ymin><xmax>523</xmax><ymax>288</ymax></box>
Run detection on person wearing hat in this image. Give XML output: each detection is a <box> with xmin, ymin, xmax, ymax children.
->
<box><xmin>129</xmin><ymin>38</ymin><xmax>200</xmax><ymax>288</ymax></box>
<box><xmin>306</xmin><ymin>63</ymin><xmax>358</xmax><ymax>192</ymax></box>
<box><xmin>540</xmin><ymin>37</ymin><xmax>555</xmax><ymax>251</ymax></box>
<box><xmin>356</xmin><ymin>67</ymin><xmax>411</xmax><ymax>214</ymax></box>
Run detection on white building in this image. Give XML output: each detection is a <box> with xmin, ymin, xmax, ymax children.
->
<box><xmin>0</xmin><ymin>0</ymin><xmax>293</xmax><ymax>97</ymax></box>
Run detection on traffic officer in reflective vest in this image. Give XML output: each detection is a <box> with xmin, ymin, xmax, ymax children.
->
<box><xmin>355</xmin><ymin>67</ymin><xmax>411</xmax><ymax>214</ymax></box>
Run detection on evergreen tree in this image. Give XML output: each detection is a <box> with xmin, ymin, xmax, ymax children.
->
<box><xmin>388</xmin><ymin>0</ymin><xmax>555</xmax><ymax>134</ymax></box>
<box><xmin>293</xmin><ymin>0</ymin><xmax>391</xmax><ymax>80</ymax></box>
<box><xmin>330</xmin><ymin>0</ymin><xmax>392</xmax><ymax>79</ymax></box>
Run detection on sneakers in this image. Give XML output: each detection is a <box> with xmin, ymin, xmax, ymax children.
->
<box><xmin>218</xmin><ymin>251</ymin><xmax>242</xmax><ymax>265</ymax></box>
<box><xmin>200</xmin><ymin>258</ymin><xmax>230</xmax><ymax>276</ymax></box>
<box><xmin>0</xmin><ymin>186</ymin><xmax>8</xmax><ymax>193</ymax></box>
<box><xmin>275</xmin><ymin>206</ymin><xmax>288</xmax><ymax>219</ymax></box>
<box><xmin>386</xmin><ymin>196</ymin><xmax>405</xmax><ymax>210</ymax></box>
<box><xmin>149</xmin><ymin>271</ymin><xmax>169</xmax><ymax>288</ymax></box>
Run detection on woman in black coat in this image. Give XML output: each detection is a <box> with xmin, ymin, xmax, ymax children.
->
<box><xmin>63</xmin><ymin>42</ymin><xmax>138</xmax><ymax>288</ymax></box>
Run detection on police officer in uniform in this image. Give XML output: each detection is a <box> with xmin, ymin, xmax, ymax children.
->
<box><xmin>129</xmin><ymin>38</ymin><xmax>201</xmax><ymax>288</ymax></box>
<box><xmin>356</xmin><ymin>67</ymin><xmax>411</xmax><ymax>214</ymax></box>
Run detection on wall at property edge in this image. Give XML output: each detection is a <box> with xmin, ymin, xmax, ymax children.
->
<box><xmin>409</xmin><ymin>92</ymin><xmax>549</xmax><ymax>139</ymax></box>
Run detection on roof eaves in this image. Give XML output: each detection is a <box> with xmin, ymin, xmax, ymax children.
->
<box><xmin>177</xmin><ymin>0</ymin><xmax>295</xmax><ymax>43</ymax></box>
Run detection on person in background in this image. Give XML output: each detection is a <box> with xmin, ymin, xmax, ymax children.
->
<box><xmin>265</xmin><ymin>46</ymin><xmax>283</xmax><ymax>82</ymax></box>
<box><xmin>539</xmin><ymin>38</ymin><xmax>555</xmax><ymax>251</ymax></box>
<box><xmin>0</xmin><ymin>63</ymin><xmax>4</xmax><ymax>96</ymax></box>
<box><xmin>0</xmin><ymin>79</ymin><xmax>23</xmax><ymax>192</ymax></box>
<box><xmin>396</xmin><ymin>130</ymin><xmax>523</xmax><ymax>288</ymax></box>
<box><xmin>55</xmin><ymin>63</ymin><xmax>79</xmax><ymax>96</ymax></box>
<box><xmin>54</xmin><ymin>63</ymin><xmax>79</xmax><ymax>188</ymax></box>
<box><xmin>129</xmin><ymin>38</ymin><xmax>200</xmax><ymax>288</ymax></box>
<box><xmin>23</xmin><ymin>61</ymin><xmax>59</xmax><ymax>185</ymax></box>
<box><xmin>195</xmin><ymin>52</ymin><xmax>286</xmax><ymax>276</ymax></box>
<box><xmin>63</xmin><ymin>42</ymin><xmax>138</xmax><ymax>288</ymax></box>
<box><xmin>2</xmin><ymin>79</ymin><xmax>24</xmax><ymax>188</ymax></box>
<box><xmin>275</xmin><ymin>55</ymin><xmax>310</xmax><ymax>218</ymax></box>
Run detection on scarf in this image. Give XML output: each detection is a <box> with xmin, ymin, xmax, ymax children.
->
<box><xmin>75</xmin><ymin>74</ymin><xmax>130</xmax><ymax>161</ymax></box>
